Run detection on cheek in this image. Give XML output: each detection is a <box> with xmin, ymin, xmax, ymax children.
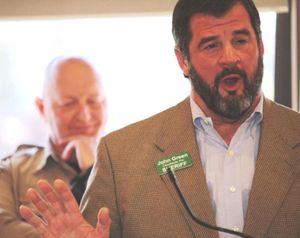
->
<box><xmin>241</xmin><ymin>54</ymin><xmax>259</xmax><ymax>78</ymax></box>
<box><xmin>52</xmin><ymin>110</ymin><xmax>74</xmax><ymax>131</ymax></box>
<box><xmin>240</xmin><ymin>46</ymin><xmax>260</xmax><ymax>72</ymax></box>
<box><xmin>93</xmin><ymin>105</ymin><xmax>106</xmax><ymax>119</ymax></box>
<box><xmin>93</xmin><ymin>110</ymin><xmax>105</xmax><ymax>126</ymax></box>
<box><xmin>191</xmin><ymin>59</ymin><xmax>218</xmax><ymax>84</ymax></box>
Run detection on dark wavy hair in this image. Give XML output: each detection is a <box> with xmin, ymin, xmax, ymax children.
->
<box><xmin>172</xmin><ymin>0</ymin><xmax>261</xmax><ymax>59</ymax></box>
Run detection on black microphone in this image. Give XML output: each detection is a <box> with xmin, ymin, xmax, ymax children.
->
<box><xmin>167</xmin><ymin>168</ymin><xmax>254</xmax><ymax>238</ymax></box>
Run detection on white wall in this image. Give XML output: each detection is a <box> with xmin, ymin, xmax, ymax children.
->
<box><xmin>0</xmin><ymin>0</ymin><xmax>288</xmax><ymax>19</ymax></box>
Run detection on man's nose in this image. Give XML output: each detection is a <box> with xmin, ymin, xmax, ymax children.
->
<box><xmin>77</xmin><ymin>104</ymin><xmax>92</xmax><ymax>122</ymax></box>
<box><xmin>218</xmin><ymin>44</ymin><xmax>240</xmax><ymax>67</ymax></box>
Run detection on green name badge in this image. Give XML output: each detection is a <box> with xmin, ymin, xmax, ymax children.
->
<box><xmin>155</xmin><ymin>152</ymin><xmax>193</xmax><ymax>175</ymax></box>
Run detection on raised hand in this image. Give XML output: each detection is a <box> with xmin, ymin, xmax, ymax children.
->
<box><xmin>19</xmin><ymin>179</ymin><xmax>111</xmax><ymax>238</ymax></box>
<box><xmin>62</xmin><ymin>136</ymin><xmax>98</xmax><ymax>171</ymax></box>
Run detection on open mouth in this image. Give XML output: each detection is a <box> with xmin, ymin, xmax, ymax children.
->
<box><xmin>219</xmin><ymin>75</ymin><xmax>243</xmax><ymax>92</ymax></box>
<box><xmin>223</xmin><ymin>76</ymin><xmax>239</xmax><ymax>85</ymax></box>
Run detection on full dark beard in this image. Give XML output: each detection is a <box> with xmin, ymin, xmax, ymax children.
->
<box><xmin>190</xmin><ymin>56</ymin><xmax>263</xmax><ymax>119</ymax></box>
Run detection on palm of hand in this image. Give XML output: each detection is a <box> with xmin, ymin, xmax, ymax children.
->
<box><xmin>44</xmin><ymin>212</ymin><xmax>99</xmax><ymax>238</ymax></box>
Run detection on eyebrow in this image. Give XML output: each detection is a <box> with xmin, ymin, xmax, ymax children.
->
<box><xmin>232</xmin><ymin>28</ymin><xmax>251</xmax><ymax>36</ymax></box>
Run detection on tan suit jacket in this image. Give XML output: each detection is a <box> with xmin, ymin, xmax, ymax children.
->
<box><xmin>81</xmin><ymin>97</ymin><xmax>300</xmax><ymax>238</ymax></box>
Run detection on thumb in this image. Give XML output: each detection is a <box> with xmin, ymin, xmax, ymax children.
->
<box><xmin>96</xmin><ymin>207</ymin><xmax>111</xmax><ymax>238</ymax></box>
<box><xmin>61</xmin><ymin>142</ymin><xmax>76</xmax><ymax>162</ymax></box>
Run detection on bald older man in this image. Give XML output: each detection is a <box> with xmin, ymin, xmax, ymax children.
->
<box><xmin>0</xmin><ymin>56</ymin><xmax>107</xmax><ymax>238</ymax></box>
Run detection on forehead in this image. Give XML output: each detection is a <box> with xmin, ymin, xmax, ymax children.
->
<box><xmin>48</xmin><ymin>60</ymin><xmax>103</xmax><ymax>98</ymax></box>
<box><xmin>190</xmin><ymin>3</ymin><xmax>253</xmax><ymax>36</ymax></box>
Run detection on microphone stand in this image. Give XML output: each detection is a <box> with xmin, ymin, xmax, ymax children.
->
<box><xmin>167</xmin><ymin>168</ymin><xmax>254</xmax><ymax>238</ymax></box>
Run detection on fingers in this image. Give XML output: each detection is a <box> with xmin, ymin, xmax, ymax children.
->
<box><xmin>96</xmin><ymin>207</ymin><xmax>111</xmax><ymax>238</ymax></box>
<box><xmin>61</xmin><ymin>141</ymin><xmax>76</xmax><ymax>162</ymax></box>
<box><xmin>73</xmin><ymin>139</ymin><xmax>96</xmax><ymax>171</ymax></box>
<box><xmin>62</xmin><ymin>137</ymin><xmax>96</xmax><ymax>171</ymax></box>
<box><xmin>22</xmin><ymin>179</ymin><xmax>81</xmax><ymax>234</ymax></box>
<box><xmin>23</xmin><ymin>180</ymin><xmax>67</xmax><ymax>232</ymax></box>
<box><xmin>19</xmin><ymin>205</ymin><xmax>51</xmax><ymax>236</ymax></box>
<box><xmin>61</xmin><ymin>136</ymin><xmax>92</xmax><ymax>162</ymax></box>
<box><xmin>25</xmin><ymin>187</ymin><xmax>56</xmax><ymax>222</ymax></box>
<box><xmin>54</xmin><ymin>179</ymin><xmax>81</xmax><ymax>213</ymax></box>
<box><xmin>21</xmin><ymin>180</ymin><xmax>105</xmax><ymax>238</ymax></box>
<box><xmin>37</xmin><ymin>180</ymin><xmax>64</xmax><ymax>213</ymax></box>
<box><xmin>28</xmin><ymin>179</ymin><xmax>79</xmax><ymax>215</ymax></box>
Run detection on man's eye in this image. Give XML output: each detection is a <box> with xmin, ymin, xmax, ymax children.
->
<box><xmin>62</xmin><ymin>102</ymin><xmax>75</xmax><ymax>108</ymax></box>
<box><xmin>203</xmin><ymin>42</ymin><xmax>219</xmax><ymax>51</ymax></box>
<box><xmin>233</xmin><ymin>39</ymin><xmax>247</xmax><ymax>45</ymax></box>
<box><xmin>88</xmin><ymin>99</ymin><xmax>101</xmax><ymax>107</ymax></box>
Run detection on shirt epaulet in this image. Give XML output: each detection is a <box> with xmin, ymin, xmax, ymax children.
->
<box><xmin>16</xmin><ymin>144</ymin><xmax>42</xmax><ymax>152</ymax></box>
<box><xmin>1</xmin><ymin>144</ymin><xmax>42</xmax><ymax>162</ymax></box>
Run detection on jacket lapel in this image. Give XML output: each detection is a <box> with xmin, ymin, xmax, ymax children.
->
<box><xmin>244</xmin><ymin>99</ymin><xmax>300</xmax><ymax>237</ymax></box>
<box><xmin>154</xmin><ymin>98</ymin><xmax>218</xmax><ymax>237</ymax></box>
<box><xmin>154</xmin><ymin>98</ymin><xmax>300</xmax><ymax>237</ymax></box>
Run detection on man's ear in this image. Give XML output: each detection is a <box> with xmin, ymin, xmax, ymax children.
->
<box><xmin>174</xmin><ymin>47</ymin><xmax>190</xmax><ymax>77</ymax></box>
<box><xmin>35</xmin><ymin>97</ymin><xmax>45</xmax><ymax>117</ymax></box>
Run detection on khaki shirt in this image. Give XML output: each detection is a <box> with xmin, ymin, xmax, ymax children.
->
<box><xmin>0</xmin><ymin>143</ymin><xmax>79</xmax><ymax>238</ymax></box>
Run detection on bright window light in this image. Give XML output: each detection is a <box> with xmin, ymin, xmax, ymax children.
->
<box><xmin>0</xmin><ymin>13</ymin><xmax>276</xmax><ymax>157</ymax></box>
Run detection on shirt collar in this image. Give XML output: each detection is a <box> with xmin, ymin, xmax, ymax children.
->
<box><xmin>33</xmin><ymin>139</ymin><xmax>63</xmax><ymax>173</ymax></box>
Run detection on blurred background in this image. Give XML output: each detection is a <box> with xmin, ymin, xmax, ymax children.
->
<box><xmin>0</xmin><ymin>0</ymin><xmax>299</xmax><ymax>158</ymax></box>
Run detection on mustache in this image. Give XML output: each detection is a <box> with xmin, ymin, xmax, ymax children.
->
<box><xmin>215</xmin><ymin>67</ymin><xmax>247</xmax><ymax>85</ymax></box>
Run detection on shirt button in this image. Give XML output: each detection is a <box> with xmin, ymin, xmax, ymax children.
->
<box><xmin>229</xmin><ymin>186</ymin><xmax>237</xmax><ymax>193</ymax></box>
<box><xmin>228</xmin><ymin>150</ymin><xmax>234</xmax><ymax>157</ymax></box>
<box><xmin>233</xmin><ymin>226</ymin><xmax>239</xmax><ymax>232</ymax></box>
